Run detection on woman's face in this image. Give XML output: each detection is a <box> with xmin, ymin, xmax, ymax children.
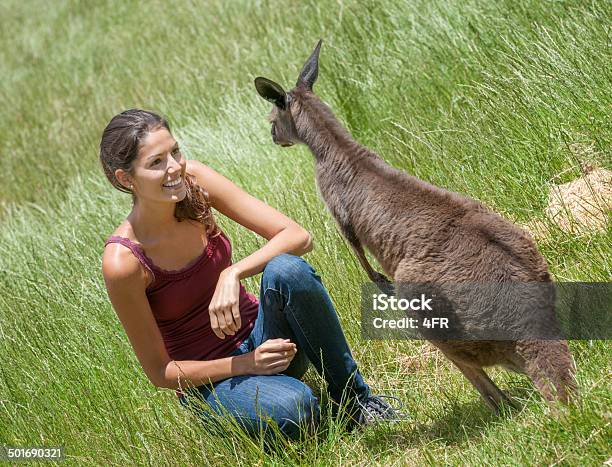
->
<box><xmin>119</xmin><ymin>127</ymin><xmax>187</xmax><ymax>203</ymax></box>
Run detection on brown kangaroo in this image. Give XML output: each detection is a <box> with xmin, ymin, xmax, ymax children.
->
<box><xmin>254</xmin><ymin>40</ymin><xmax>576</xmax><ymax>413</ymax></box>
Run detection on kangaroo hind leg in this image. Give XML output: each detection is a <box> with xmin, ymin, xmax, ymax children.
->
<box><xmin>450</xmin><ymin>360</ymin><xmax>514</xmax><ymax>414</ymax></box>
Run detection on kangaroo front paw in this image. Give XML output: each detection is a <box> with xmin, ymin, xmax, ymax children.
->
<box><xmin>371</xmin><ymin>272</ymin><xmax>394</xmax><ymax>295</ymax></box>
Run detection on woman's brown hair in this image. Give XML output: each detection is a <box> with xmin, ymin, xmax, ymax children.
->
<box><xmin>99</xmin><ymin>109</ymin><xmax>218</xmax><ymax>236</ymax></box>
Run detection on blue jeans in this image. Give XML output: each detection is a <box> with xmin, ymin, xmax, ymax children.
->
<box><xmin>179</xmin><ymin>254</ymin><xmax>371</xmax><ymax>440</ymax></box>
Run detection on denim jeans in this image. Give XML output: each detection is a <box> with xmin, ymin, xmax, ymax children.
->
<box><xmin>179</xmin><ymin>253</ymin><xmax>371</xmax><ymax>440</ymax></box>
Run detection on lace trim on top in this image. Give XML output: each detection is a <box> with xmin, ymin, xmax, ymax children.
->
<box><xmin>104</xmin><ymin>232</ymin><xmax>221</xmax><ymax>283</ymax></box>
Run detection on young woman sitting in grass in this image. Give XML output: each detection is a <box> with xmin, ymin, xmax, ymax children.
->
<box><xmin>99</xmin><ymin>109</ymin><xmax>402</xmax><ymax>440</ymax></box>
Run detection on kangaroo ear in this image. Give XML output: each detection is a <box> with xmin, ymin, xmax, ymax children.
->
<box><xmin>296</xmin><ymin>39</ymin><xmax>323</xmax><ymax>90</ymax></box>
<box><xmin>254</xmin><ymin>77</ymin><xmax>288</xmax><ymax>110</ymax></box>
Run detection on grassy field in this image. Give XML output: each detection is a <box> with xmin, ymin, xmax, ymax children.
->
<box><xmin>1</xmin><ymin>0</ymin><xmax>610</xmax><ymax>464</ymax></box>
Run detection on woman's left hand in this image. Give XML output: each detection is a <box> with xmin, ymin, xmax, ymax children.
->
<box><xmin>208</xmin><ymin>268</ymin><xmax>242</xmax><ymax>339</ymax></box>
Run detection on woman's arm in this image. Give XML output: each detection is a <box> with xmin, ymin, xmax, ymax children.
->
<box><xmin>162</xmin><ymin>338</ymin><xmax>296</xmax><ymax>390</ymax></box>
<box><xmin>187</xmin><ymin>160</ymin><xmax>314</xmax><ymax>339</ymax></box>
<box><xmin>102</xmin><ymin>245</ymin><xmax>296</xmax><ymax>389</ymax></box>
<box><xmin>186</xmin><ymin>159</ymin><xmax>313</xmax><ymax>281</ymax></box>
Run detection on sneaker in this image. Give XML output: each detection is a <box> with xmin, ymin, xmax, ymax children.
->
<box><xmin>355</xmin><ymin>394</ymin><xmax>408</xmax><ymax>426</ymax></box>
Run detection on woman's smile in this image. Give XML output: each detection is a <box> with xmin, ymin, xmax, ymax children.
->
<box><xmin>162</xmin><ymin>176</ymin><xmax>183</xmax><ymax>190</ymax></box>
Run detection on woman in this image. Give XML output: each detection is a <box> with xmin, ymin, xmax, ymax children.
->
<box><xmin>100</xmin><ymin>109</ymin><xmax>402</xmax><ymax>441</ymax></box>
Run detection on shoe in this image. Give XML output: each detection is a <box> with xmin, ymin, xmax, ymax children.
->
<box><xmin>355</xmin><ymin>394</ymin><xmax>408</xmax><ymax>426</ymax></box>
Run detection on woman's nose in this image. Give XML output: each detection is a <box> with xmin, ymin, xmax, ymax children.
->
<box><xmin>167</xmin><ymin>155</ymin><xmax>181</xmax><ymax>173</ymax></box>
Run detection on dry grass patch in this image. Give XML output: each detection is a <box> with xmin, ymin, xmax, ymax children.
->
<box><xmin>523</xmin><ymin>162</ymin><xmax>611</xmax><ymax>239</ymax></box>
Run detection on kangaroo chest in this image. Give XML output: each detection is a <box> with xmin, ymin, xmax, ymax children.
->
<box><xmin>314</xmin><ymin>161</ymin><xmax>405</xmax><ymax>273</ymax></box>
<box><xmin>314</xmin><ymin>162</ymin><xmax>362</xmax><ymax>223</ymax></box>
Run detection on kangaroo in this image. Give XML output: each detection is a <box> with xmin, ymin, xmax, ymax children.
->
<box><xmin>254</xmin><ymin>40</ymin><xmax>576</xmax><ymax>413</ymax></box>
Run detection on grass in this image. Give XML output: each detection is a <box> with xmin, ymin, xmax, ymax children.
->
<box><xmin>0</xmin><ymin>0</ymin><xmax>610</xmax><ymax>464</ymax></box>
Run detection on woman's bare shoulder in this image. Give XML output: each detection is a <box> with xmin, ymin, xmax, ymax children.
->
<box><xmin>102</xmin><ymin>243</ymin><xmax>145</xmax><ymax>282</ymax></box>
<box><xmin>185</xmin><ymin>159</ymin><xmax>247</xmax><ymax>207</ymax></box>
<box><xmin>185</xmin><ymin>159</ymin><xmax>225</xmax><ymax>203</ymax></box>
<box><xmin>186</xmin><ymin>159</ymin><xmax>215</xmax><ymax>184</ymax></box>
<box><xmin>102</xmin><ymin>221</ymin><xmax>150</xmax><ymax>286</ymax></box>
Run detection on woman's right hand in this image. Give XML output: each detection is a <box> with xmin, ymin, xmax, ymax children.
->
<box><xmin>246</xmin><ymin>338</ymin><xmax>297</xmax><ymax>375</ymax></box>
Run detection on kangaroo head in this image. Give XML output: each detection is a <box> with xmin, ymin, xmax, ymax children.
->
<box><xmin>254</xmin><ymin>39</ymin><xmax>322</xmax><ymax>147</ymax></box>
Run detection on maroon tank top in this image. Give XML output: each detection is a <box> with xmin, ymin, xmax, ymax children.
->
<box><xmin>104</xmin><ymin>230</ymin><xmax>259</xmax><ymax>364</ymax></box>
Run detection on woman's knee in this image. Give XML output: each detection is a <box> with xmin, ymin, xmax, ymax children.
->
<box><xmin>263</xmin><ymin>254</ymin><xmax>319</xmax><ymax>291</ymax></box>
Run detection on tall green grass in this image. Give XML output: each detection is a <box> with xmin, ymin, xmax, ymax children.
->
<box><xmin>0</xmin><ymin>0</ymin><xmax>610</xmax><ymax>464</ymax></box>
